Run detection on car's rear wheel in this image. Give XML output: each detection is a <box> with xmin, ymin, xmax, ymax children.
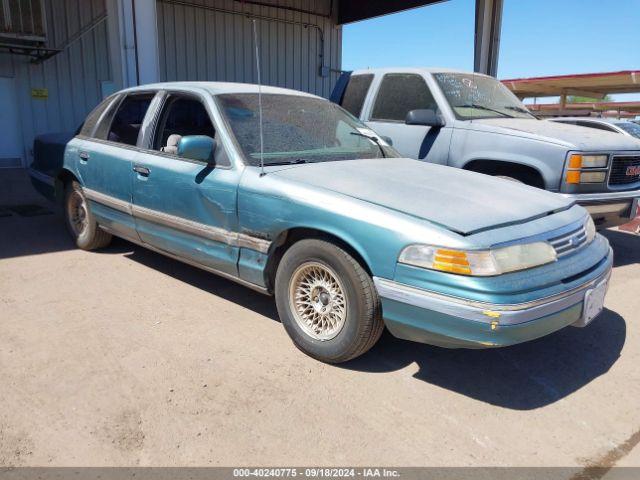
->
<box><xmin>275</xmin><ymin>239</ymin><xmax>383</xmax><ymax>363</ymax></box>
<box><xmin>64</xmin><ymin>180</ymin><xmax>112</xmax><ymax>250</ymax></box>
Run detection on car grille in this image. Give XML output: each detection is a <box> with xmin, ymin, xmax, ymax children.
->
<box><xmin>609</xmin><ymin>155</ymin><xmax>640</xmax><ymax>186</ymax></box>
<box><xmin>548</xmin><ymin>224</ymin><xmax>588</xmax><ymax>258</ymax></box>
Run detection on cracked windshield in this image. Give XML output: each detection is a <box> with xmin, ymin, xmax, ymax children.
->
<box><xmin>434</xmin><ymin>72</ymin><xmax>536</xmax><ymax>120</ymax></box>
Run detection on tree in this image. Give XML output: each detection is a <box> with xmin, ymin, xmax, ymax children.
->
<box><xmin>567</xmin><ymin>95</ymin><xmax>612</xmax><ymax>103</ymax></box>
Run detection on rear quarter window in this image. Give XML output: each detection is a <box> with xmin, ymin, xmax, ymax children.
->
<box><xmin>340</xmin><ymin>74</ymin><xmax>374</xmax><ymax>118</ymax></box>
<box><xmin>79</xmin><ymin>95</ymin><xmax>119</xmax><ymax>137</ymax></box>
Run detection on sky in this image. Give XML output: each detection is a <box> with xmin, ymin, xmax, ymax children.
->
<box><xmin>342</xmin><ymin>0</ymin><xmax>640</xmax><ymax>101</ymax></box>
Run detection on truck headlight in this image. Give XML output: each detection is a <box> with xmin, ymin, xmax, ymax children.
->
<box><xmin>566</xmin><ymin>154</ymin><xmax>609</xmax><ymax>184</ymax></box>
<box><xmin>399</xmin><ymin>242</ymin><xmax>557</xmax><ymax>276</ymax></box>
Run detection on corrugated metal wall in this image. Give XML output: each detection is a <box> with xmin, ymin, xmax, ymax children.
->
<box><xmin>156</xmin><ymin>0</ymin><xmax>342</xmax><ymax>98</ymax></box>
<box><xmin>0</xmin><ymin>0</ymin><xmax>111</xmax><ymax>166</ymax></box>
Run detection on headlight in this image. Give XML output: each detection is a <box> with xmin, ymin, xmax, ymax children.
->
<box><xmin>585</xmin><ymin>215</ymin><xmax>596</xmax><ymax>243</ymax></box>
<box><xmin>566</xmin><ymin>154</ymin><xmax>609</xmax><ymax>184</ymax></box>
<box><xmin>568</xmin><ymin>154</ymin><xmax>608</xmax><ymax>169</ymax></box>
<box><xmin>399</xmin><ymin>242</ymin><xmax>557</xmax><ymax>276</ymax></box>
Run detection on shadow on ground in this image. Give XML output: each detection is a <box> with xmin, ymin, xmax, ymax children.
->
<box><xmin>601</xmin><ymin>229</ymin><xmax>640</xmax><ymax>267</ymax></box>
<box><xmin>341</xmin><ymin>308</ymin><xmax>625</xmax><ymax>410</ymax></box>
<box><xmin>111</xmin><ymin>237</ymin><xmax>626</xmax><ymax>411</ymax></box>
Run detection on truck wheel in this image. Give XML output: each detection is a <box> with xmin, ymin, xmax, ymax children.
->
<box><xmin>64</xmin><ymin>181</ymin><xmax>112</xmax><ymax>250</ymax></box>
<box><xmin>495</xmin><ymin>175</ymin><xmax>523</xmax><ymax>183</ymax></box>
<box><xmin>275</xmin><ymin>239</ymin><xmax>384</xmax><ymax>363</ymax></box>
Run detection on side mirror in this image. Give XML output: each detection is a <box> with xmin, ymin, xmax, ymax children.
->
<box><xmin>405</xmin><ymin>109</ymin><xmax>445</xmax><ymax>127</ymax></box>
<box><xmin>380</xmin><ymin>135</ymin><xmax>393</xmax><ymax>146</ymax></box>
<box><xmin>178</xmin><ymin>135</ymin><xmax>216</xmax><ymax>163</ymax></box>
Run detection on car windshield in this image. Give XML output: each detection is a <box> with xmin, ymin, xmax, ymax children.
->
<box><xmin>216</xmin><ymin>93</ymin><xmax>399</xmax><ymax>166</ymax></box>
<box><xmin>617</xmin><ymin>121</ymin><xmax>640</xmax><ymax>139</ymax></box>
<box><xmin>433</xmin><ymin>72</ymin><xmax>536</xmax><ymax>120</ymax></box>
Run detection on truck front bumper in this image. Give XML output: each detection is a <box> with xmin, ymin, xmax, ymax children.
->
<box><xmin>373</xmin><ymin>248</ymin><xmax>613</xmax><ymax>349</ymax></box>
<box><xmin>561</xmin><ymin>190</ymin><xmax>640</xmax><ymax>229</ymax></box>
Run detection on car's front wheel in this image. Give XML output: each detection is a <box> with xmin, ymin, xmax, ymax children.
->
<box><xmin>275</xmin><ymin>239</ymin><xmax>384</xmax><ymax>363</ymax></box>
<box><xmin>64</xmin><ymin>180</ymin><xmax>112</xmax><ymax>250</ymax></box>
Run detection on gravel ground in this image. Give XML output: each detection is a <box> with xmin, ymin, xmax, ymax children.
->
<box><xmin>1</xmin><ymin>169</ymin><xmax>639</xmax><ymax>470</ymax></box>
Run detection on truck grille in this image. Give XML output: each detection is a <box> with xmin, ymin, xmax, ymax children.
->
<box><xmin>609</xmin><ymin>155</ymin><xmax>640</xmax><ymax>186</ymax></box>
<box><xmin>548</xmin><ymin>225</ymin><xmax>588</xmax><ymax>258</ymax></box>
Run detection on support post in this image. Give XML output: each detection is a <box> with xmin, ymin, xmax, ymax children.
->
<box><xmin>106</xmin><ymin>0</ymin><xmax>159</xmax><ymax>89</ymax></box>
<box><xmin>474</xmin><ymin>0</ymin><xmax>503</xmax><ymax>77</ymax></box>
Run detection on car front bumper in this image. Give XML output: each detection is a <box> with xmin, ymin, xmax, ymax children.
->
<box><xmin>373</xmin><ymin>248</ymin><xmax>613</xmax><ymax>349</ymax></box>
<box><xmin>562</xmin><ymin>190</ymin><xmax>640</xmax><ymax>229</ymax></box>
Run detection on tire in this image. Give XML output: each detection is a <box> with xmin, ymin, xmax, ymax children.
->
<box><xmin>64</xmin><ymin>180</ymin><xmax>112</xmax><ymax>250</ymax></box>
<box><xmin>275</xmin><ymin>239</ymin><xmax>384</xmax><ymax>363</ymax></box>
<box><xmin>495</xmin><ymin>175</ymin><xmax>523</xmax><ymax>183</ymax></box>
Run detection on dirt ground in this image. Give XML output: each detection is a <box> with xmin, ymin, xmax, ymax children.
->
<box><xmin>1</xmin><ymin>169</ymin><xmax>639</xmax><ymax>469</ymax></box>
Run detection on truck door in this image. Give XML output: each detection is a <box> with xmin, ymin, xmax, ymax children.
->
<box><xmin>365</xmin><ymin>73</ymin><xmax>450</xmax><ymax>162</ymax></box>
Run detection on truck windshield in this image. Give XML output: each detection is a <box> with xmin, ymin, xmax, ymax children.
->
<box><xmin>433</xmin><ymin>73</ymin><xmax>536</xmax><ymax>120</ymax></box>
<box><xmin>217</xmin><ymin>93</ymin><xmax>398</xmax><ymax>166</ymax></box>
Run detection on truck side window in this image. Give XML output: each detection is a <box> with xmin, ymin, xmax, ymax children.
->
<box><xmin>340</xmin><ymin>74</ymin><xmax>374</xmax><ymax>117</ymax></box>
<box><xmin>97</xmin><ymin>93</ymin><xmax>154</xmax><ymax>146</ymax></box>
<box><xmin>79</xmin><ymin>95</ymin><xmax>118</xmax><ymax>138</ymax></box>
<box><xmin>371</xmin><ymin>73</ymin><xmax>438</xmax><ymax>122</ymax></box>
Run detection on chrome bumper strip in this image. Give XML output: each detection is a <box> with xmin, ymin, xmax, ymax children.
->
<box><xmin>561</xmin><ymin>190</ymin><xmax>640</xmax><ymax>203</ymax></box>
<box><xmin>373</xmin><ymin>251</ymin><xmax>612</xmax><ymax>326</ymax></box>
<box><xmin>28</xmin><ymin>168</ymin><xmax>55</xmax><ymax>186</ymax></box>
<box><xmin>84</xmin><ymin>187</ymin><xmax>271</xmax><ymax>254</ymax></box>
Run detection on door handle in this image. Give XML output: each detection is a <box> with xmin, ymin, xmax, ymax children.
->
<box><xmin>79</xmin><ymin>151</ymin><xmax>89</xmax><ymax>162</ymax></box>
<box><xmin>133</xmin><ymin>165</ymin><xmax>151</xmax><ymax>177</ymax></box>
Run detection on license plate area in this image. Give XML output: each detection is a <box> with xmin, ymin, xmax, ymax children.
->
<box><xmin>573</xmin><ymin>278</ymin><xmax>608</xmax><ymax>327</ymax></box>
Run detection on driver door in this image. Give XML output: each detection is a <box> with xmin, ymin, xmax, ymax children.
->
<box><xmin>366</xmin><ymin>73</ymin><xmax>450</xmax><ymax>162</ymax></box>
<box><xmin>131</xmin><ymin>91</ymin><xmax>240</xmax><ymax>276</ymax></box>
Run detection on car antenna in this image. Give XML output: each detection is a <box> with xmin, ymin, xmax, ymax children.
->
<box><xmin>252</xmin><ymin>19</ymin><xmax>266</xmax><ymax>177</ymax></box>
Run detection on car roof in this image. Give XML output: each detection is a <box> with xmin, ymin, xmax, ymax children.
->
<box><xmin>349</xmin><ymin>67</ymin><xmax>493</xmax><ymax>78</ymax></box>
<box><xmin>120</xmin><ymin>81</ymin><xmax>321</xmax><ymax>99</ymax></box>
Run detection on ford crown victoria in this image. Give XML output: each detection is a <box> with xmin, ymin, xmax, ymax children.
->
<box><xmin>30</xmin><ymin>82</ymin><xmax>613</xmax><ymax>362</ymax></box>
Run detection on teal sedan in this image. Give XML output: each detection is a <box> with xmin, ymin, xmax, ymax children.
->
<box><xmin>29</xmin><ymin>82</ymin><xmax>613</xmax><ymax>363</ymax></box>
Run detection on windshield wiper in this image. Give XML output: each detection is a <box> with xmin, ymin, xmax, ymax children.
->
<box><xmin>503</xmin><ymin>105</ymin><xmax>537</xmax><ymax>118</ymax></box>
<box><xmin>457</xmin><ymin>103</ymin><xmax>513</xmax><ymax>118</ymax></box>
<box><xmin>350</xmin><ymin>131</ymin><xmax>386</xmax><ymax>158</ymax></box>
<box><xmin>263</xmin><ymin>158</ymin><xmax>310</xmax><ymax>166</ymax></box>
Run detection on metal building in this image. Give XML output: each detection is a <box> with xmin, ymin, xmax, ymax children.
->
<box><xmin>0</xmin><ymin>0</ymin><xmax>500</xmax><ymax>169</ymax></box>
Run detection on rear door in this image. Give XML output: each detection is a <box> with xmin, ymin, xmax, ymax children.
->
<box><xmin>71</xmin><ymin>92</ymin><xmax>158</xmax><ymax>240</ymax></box>
<box><xmin>131</xmin><ymin>90</ymin><xmax>240</xmax><ymax>276</ymax></box>
<box><xmin>365</xmin><ymin>73</ymin><xmax>449</xmax><ymax>162</ymax></box>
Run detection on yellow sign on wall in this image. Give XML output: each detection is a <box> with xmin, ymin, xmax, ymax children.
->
<box><xmin>31</xmin><ymin>88</ymin><xmax>48</xmax><ymax>99</ymax></box>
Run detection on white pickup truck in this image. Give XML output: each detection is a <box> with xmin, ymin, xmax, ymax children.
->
<box><xmin>331</xmin><ymin>67</ymin><xmax>640</xmax><ymax>228</ymax></box>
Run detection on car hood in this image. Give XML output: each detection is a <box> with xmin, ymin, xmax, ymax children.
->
<box><xmin>471</xmin><ymin>118</ymin><xmax>640</xmax><ymax>150</ymax></box>
<box><xmin>270</xmin><ymin>158</ymin><xmax>573</xmax><ymax>235</ymax></box>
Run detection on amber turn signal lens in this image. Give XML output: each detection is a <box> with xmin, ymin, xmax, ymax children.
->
<box><xmin>568</xmin><ymin>154</ymin><xmax>583</xmax><ymax>169</ymax></box>
<box><xmin>566</xmin><ymin>171</ymin><xmax>581</xmax><ymax>184</ymax></box>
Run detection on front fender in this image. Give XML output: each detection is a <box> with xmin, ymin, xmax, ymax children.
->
<box><xmin>449</xmin><ymin>129</ymin><xmax>567</xmax><ymax>191</ymax></box>
<box><xmin>238</xmin><ymin>168</ymin><xmax>464</xmax><ymax>280</ymax></box>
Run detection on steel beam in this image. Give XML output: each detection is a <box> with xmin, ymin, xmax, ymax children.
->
<box><xmin>474</xmin><ymin>0</ymin><xmax>503</xmax><ymax>77</ymax></box>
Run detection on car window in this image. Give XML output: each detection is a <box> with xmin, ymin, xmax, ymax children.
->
<box><xmin>217</xmin><ymin>93</ymin><xmax>399</xmax><ymax>166</ymax></box>
<box><xmin>371</xmin><ymin>73</ymin><xmax>438</xmax><ymax>122</ymax></box>
<box><xmin>617</xmin><ymin>122</ymin><xmax>640</xmax><ymax>138</ymax></box>
<box><xmin>100</xmin><ymin>94</ymin><xmax>154</xmax><ymax>146</ymax></box>
<box><xmin>153</xmin><ymin>96</ymin><xmax>216</xmax><ymax>151</ymax></box>
<box><xmin>340</xmin><ymin>74</ymin><xmax>373</xmax><ymax>118</ymax></box>
<box><xmin>152</xmin><ymin>94</ymin><xmax>230</xmax><ymax>166</ymax></box>
<box><xmin>79</xmin><ymin>95</ymin><xmax>118</xmax><ymax>137</ymax></box>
